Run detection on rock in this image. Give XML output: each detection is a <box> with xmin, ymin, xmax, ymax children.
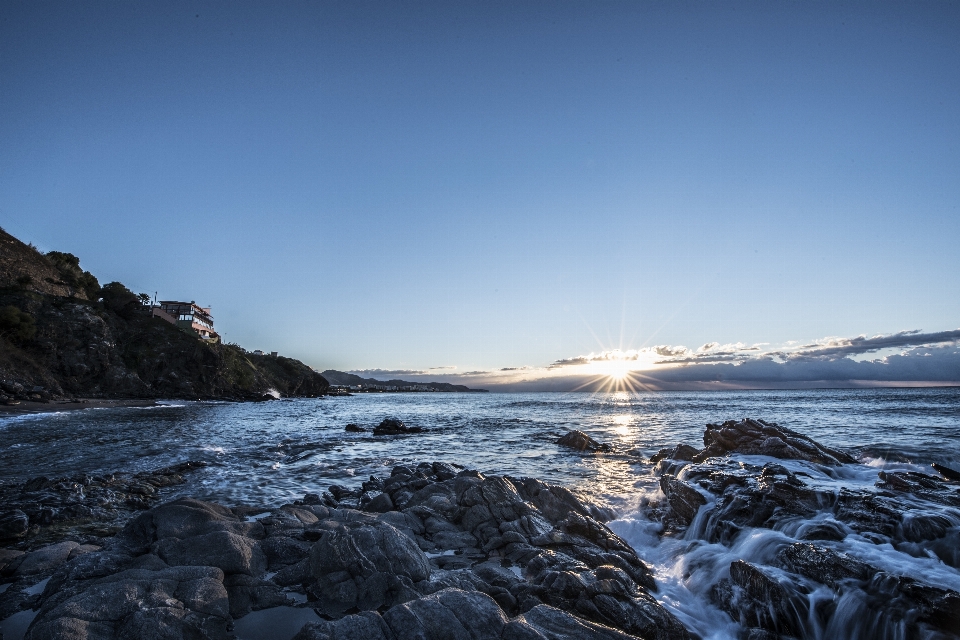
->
<box><xmin>649</xmin><ymin>444</ymin><xmax>699</xmax><ymax>464</ymax></box>
<box><xmin>294</xmin><ymin>611</ymin><xmax>393</xmax><ymax>640</ymax></box>
<box><xmin>308</xmin><ymin>518</ymin><xmax>431</xmax><ymax>615</ymax></box>
<box><xmin>223</xmin><ymin>573</ymin><xmax>287</xmax><ymax>618</ymax></box>
<box><xmin>932</xmin><ymin>462</ymin><xmax>960</xmax><ymax>481</ymax></box>
<box><xmin>12</xmin><ymin>541</ymin><xmax>80</xmax><ymax>577</ymax></box>
<box><xmin>555</xmin><ymin>431</ymin><xmax>611</xmax><ymax>453</ymax></box>
<box><xmin>26</xmin><ymin>565</ymin><xmax>231</xmax><ymax>640</ymax></box>
<box><xmin>0</xmin><ymin>462</ymin><xmax>207</xmax><ymax>546</ymax></box>
<box><xmin>797</xmin><ymin>519</ymin><xmax>849</xmax><ymax>541</ymax></box>
<box><xmin>713</xmin><ymin>560</ymin><xmax>803</xmax><ymax>637</ymax></box>
<box><xmin>507</xmin><ymin>604</ymin><xmax>643</xmax><ymax>640</ymax></box>
<box><xmin>261</xmin><ymin>535</ymin><xmax>311</xmax><ymax>568</ymax></box>
<box><xmin>156</xmin><ymin>530</ymin><xmax>267</xmax><ymax>576</ymax></box>
<box><xmin>659</xmin><ymin>475</ymin><xmax>706</xmax><ymax>528</ymax></box>
<box><xmin>0</xmin><ymin>548</ymin><xmax>25</xmax><ymax>573</ymax></box>
<box><xmin>646</xmin><ymin>421</ymin><xmax>960</xmax><ymax>639</ymax></box>
<box><xmin>374</xmin><ymin>417</ymin><xmax>425</xmax><ymax>435</ymax></box>
<box><xmin>382</xmin><ymin>588</ymin><xmax>508</xmax><ymax>639</ymax></box>
<box><xmin>13</xmin><ymin>464</ymin><xmax>693</xmax><ymax>640</ymax></box>
<box><xmin>345</xmin><ymin>423</ymin><xmax>366</xmax><ymax>432</ymax></box>
<box><xmin>0</xmin><ymin>509</ymin><xmax>29</xmax><ymax>539</ymax></box>
<box><xmin>695</xmin><ymin>418</ymin><xmax>856</xmax><ymax>465</ymax></box>
<box><xmin>892</xmin><ymin>575</ymin><xmax>960</xmax><ymax>634</ymax></box>
<box><xmin>119</xmin><ymin>497</ymin><xmax>260</xmax><ymax>549</ymax></box>
<box><xmin>775</xmin><ymin>543</ymin><xmax>871</xmax><ymax>587</ymax></box>
<box><xmin>293</xmin><ymin>590</ymin><xmax>646</xmax><ymax>640</ymax></box>
<box><xmin>364</xmin><ymin>492</ymin><xmax>395</xmax><ymax>513</ymax></box>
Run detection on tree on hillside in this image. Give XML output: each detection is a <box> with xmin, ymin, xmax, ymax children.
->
<box><xmin>0</xmin><ymin>305</ymin><xmax>36</xmax><ymax>342</ymax></box>
<box><xmin>100</xmin><ymin>282</ymin><xmax>142</xmax><ymax>319</ymax></box>
<box><xmin>45</xmin><ymin>251</ymin><xmax>101</xmax><ymax>299</ymax></box>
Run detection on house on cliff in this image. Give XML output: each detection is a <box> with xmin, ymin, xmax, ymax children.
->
<box><xmin>152</xmin><ymin>300</ymin><xmax>219</xmax><ymax>342</ymax></box>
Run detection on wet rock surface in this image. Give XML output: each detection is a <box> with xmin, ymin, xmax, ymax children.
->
<box><xmin>3</xmin><ymin>462</ymin><xmax>690</xmax><ymax>640</ymax></box>
<box><xmin>696</xmin><ymin>418</ymin><xmax>857</xmax><ymax>465</ymax></box>
<box><xmin>556</xmin><ymin>430</ymin><xmax>612</xmax><ymax>453</ymax></box>
<box><xmin>0</xmin><ymin>461</ymin><xmax>207</xmax><ymax>548</ymax></box>
<box><xmin>646</xmin><ymin>418</ymin><xmax>960</xmax><ymax>640</ymax></box>
<box><xmin>373</xmin><ymin>417</ymin><xmax>425</xmax><ymax>436</ymax></box>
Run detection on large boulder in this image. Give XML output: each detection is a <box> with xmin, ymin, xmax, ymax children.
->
<box><xmin>556</xmin><ymin>431</ymin><xmax>611</xmax><ymax>453</ymax></box>
<box><xmin>156</xmin><ymin>530</ymin><xmax>266</xmax><ymax>576</ymax></box>
<box><xmin>374</xmin><ymin>418</ymin><xmax>425</xmax><ymax>436</ymax></box>
<box><xmin>118</xmin><ymin>497</ymin><xmax>262</xmax><ymax>550</ymax></box>
<box><xmin>293</xmin><ymin>589</ymin><xmax>640</xmax><ymax>640</ymax></box>
<box><xmin>0</xmin><ymin>509</ymin><xmax>29</xmax><ymax>539</ymax></box>
<box><xmin>308</xmin><ymin>518</ymin><xmax>431</xmax><ymax>615</ymax></box>
<box><xmin>696</xmin><ymin>418</ymin><xmax>856</xmax><ymax>465</ymax></box>
<box><xmin>25</xmin><ymin>566</ymin><xmax>231</xmax><ymax>640</ymax></box>
<box><xmin>658</xmin><ymin>475</ymin><xmax>707</xmax><ymax>528</ymax></box>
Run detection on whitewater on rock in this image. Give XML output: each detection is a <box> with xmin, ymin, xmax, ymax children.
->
<box><xmin>612</xmin><ymin>418</ymin><xmax>960</xmax><ymax>639</ymax></box>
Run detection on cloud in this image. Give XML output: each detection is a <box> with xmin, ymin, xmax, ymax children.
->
<box><xmin>483</xmin><ymin>345</ymin><xmax>960</xmax><ymax>391</ymax></box>
<box><xmin>344</xmin><ymin>328</ymin><xmax>960</xmax><ymax>392</ymax></box>
<box><xmin>653</xmin><ymin>330</ymin><xmax>960</xmax><ymax>365</ymax></box>
<box><xmin>654</xmin><ymin>345</ymin><xmax>689</xmax><ymax>357</ymax></box>
<box><xmin>548</xmin><ymin>357</ymin><xmax>590</xmax><ymax>369</ymax></box>
<box><xmin>784</xmin><ymin>329</ymin><xmax>960</xmax><ymax>360</ymax></box>
<box><xmin>548</xmin><ymin>349</ymin><xmax>643</xmax><ymax>369</ymax></box>
<box><xmin>637</xmin><ymin>345</ymin><xmax>960</xmax><ymax>386</ymax></box>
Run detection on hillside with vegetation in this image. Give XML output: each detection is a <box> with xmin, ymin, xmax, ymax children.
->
<box><xmin>0</xmin><ymin>228</ymin><xmax>328</xmax><ymax>401</ymax></box>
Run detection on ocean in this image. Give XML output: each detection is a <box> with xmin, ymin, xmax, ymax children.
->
<box><xmin>2</xmin><ymin>388</ymin><xmax>959</xmax><ymax>639</ymax></box>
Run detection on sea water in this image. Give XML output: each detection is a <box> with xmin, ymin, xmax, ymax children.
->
<box><xmin>1</xmin><ymin>388</ymin><xmax>958</xmax><ymax>638</ymax></box>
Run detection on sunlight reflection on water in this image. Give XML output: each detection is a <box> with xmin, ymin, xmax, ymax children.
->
<box><xmin>0</xmin><ymin>388</ymin><xmax>957</xmax><ymax>508</ymax></box>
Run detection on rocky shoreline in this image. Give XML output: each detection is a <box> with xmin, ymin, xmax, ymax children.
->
<box><xmin>0</xmin><ymin>398</ymin><xmax>159</xmax><ymax>416</ymax></box>
<box><xmin>1</xmin><ymin>420</ymin><xmax>959</xmax><ymax>639</ymax></box>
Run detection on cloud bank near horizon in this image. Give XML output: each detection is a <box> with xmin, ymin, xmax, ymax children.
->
<box><xmin>341</xmin><ymin>328</ymin><xmax>960</xmax><ymax>391</ymax></box>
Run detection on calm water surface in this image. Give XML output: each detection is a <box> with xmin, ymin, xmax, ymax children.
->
<box><xmin>1</xmin><ymin>388</ymin><xmax>957</xmax><ymax>508</ymax></box>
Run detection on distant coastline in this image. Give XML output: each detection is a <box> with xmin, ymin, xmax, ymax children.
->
<box><xmin>321</xmin><ymin>369</ymin><xmax>487</xmax><ymax>393</ymax></box>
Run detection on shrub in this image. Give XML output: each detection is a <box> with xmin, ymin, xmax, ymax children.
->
<box><xmin>100</xmin><ymin>281</ymin><xmax>142</xmax><ymax>319</ymax></box>
<box><xmin>0</xmin><ymin>305</ymin><xmax>36</xmax><ymax>342</ymax></box>
<box><xmin>45</xmin><ymin>251</ymin><xmax>101</xmax><ymax>299</ymax></box>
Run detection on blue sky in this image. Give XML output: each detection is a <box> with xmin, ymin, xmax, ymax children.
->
<box><xmin>2</xmin><ymin>1</ymin><xmax>958</xmax><ymax>388</ymax></box>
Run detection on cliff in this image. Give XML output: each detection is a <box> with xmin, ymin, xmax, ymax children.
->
<box><xmin>0</xmin><ymin>227</ymin><xmax>328</xmax><ymax>400</ymax></box>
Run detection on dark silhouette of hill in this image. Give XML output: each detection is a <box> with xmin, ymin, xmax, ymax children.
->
<box><xmin>0</xmin><ymin>227</ymin><xmax>328</xmax><ymax>401</ymax></box>
<box><xmin>321</xmin><ymin>369</ymin><xmax>485</xmax><ymax>392</ymax></box>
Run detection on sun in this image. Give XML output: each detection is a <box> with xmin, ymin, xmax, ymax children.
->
<box><xmin>586</xmin><ymin>350</ymin><xmax>641</xmax><ymax>381</ymax></box>
<box><xmin>601</xmin><ymin>359</ymin><xmax>634</xmax><ymax>380</ymax></box>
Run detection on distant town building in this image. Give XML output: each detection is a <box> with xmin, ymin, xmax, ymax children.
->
<box><xmin>154</xmin><ymin>300</ymin><xmax>219</xmax><ymax>342</ymax></box>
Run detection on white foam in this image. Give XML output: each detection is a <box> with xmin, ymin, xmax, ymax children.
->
<box><xmin>835</xmin><ymin>534</ymin><xmax>960</xmax><ymax>592</ymax></box>
<box><xmin>245</xmin><ymin>512</ymin><xmax>272</xmax><ymax>522</ymax></box>
<box><xmin>611</xmin><ymin>455</ymin><xmax>960</xmax><ymax>639</ymax></box>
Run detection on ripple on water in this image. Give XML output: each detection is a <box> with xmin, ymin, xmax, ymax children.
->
<box><xmin>0</xmin><ymin>389</ymin><xmax>957</xmax><ymax>507</ymax></box>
